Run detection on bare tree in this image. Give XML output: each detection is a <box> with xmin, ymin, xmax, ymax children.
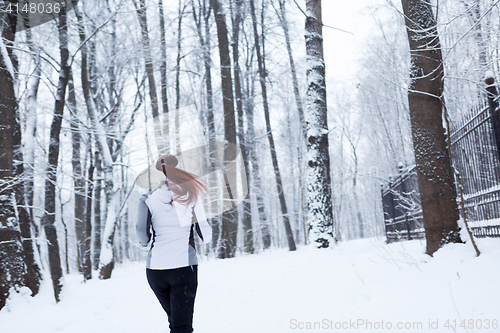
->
<box><xmin>192</xmin><ymin>0</ymin><xmax>222</xmax><ymax>249</ymax></box>
<box><xmin>211</xmin><ymin>0</ymin><xmax>239</xmax><ymax>258</ymax></box>
<box><xmin>93</xmin><ymin>153</ymin><xmax>102</xmax><ymax>270</ymax></box>
<box><xmin>250</xmin><ymin>0</ymin><xmax>296</xmax><ymax>251</ymax></box>
<box><xmin>73</xmin><ymin>1</ymin><xmax>117</xmax><ymax>279</ymax></box>
<box><xmin>159</xmin><ymin>0</ymin><xmax>170</xmax><ymax>115</ymax></box>
<box><xmin>273</xmin><ymin>0</ymin><xmax>308</xmax><ymax>243</ymax></box>
<box><xmin>304</xmin><ymin>0</ymin><xmax>335</xmax><ymax>248</ymax></box>
<box><xmin>159</xmin><ymin>0</ymin><xmax>171</xmax><ymax>153</ymax></box>
<box><xmin>84</xmin><ymin>161</ymin><xmax>95</xmax><ymax>281</ymax></box>
<box><xmin>401</xmin><ymin>0</ymin><xmax>462</xmax><ymax>255</ymax></box>
<box><xmin>273</xmin><ymin>0</ymin><xmax>306</xmax><ymax>139</ymax></box>
<box><xmin>230</xmin><ymin>0</ymin><xmax>254</xmax><ymax>253</ymax></box>
<box><xmin>174</xmin><ymin>0</ymin><xmax>187</xmax><ymax>154</ymax></box>
<box><xmin>243</xmin><ymin>48</ymin><xmax>271</xmax><ymax>249</ymax></box>
<box><xmin>41</xmin><ymin>0</ymin><xmax>71</xmax><ymax>301</ymax></box>
<box><xmin>18</xmin><ymin>14</ymin><xmax>42</xmax><ymax>293</ymax></box>
<box><xmin>134</xmin><ymin>0</ymin><xmax>161</xmax><ymax>146</ymax></box>
<box><xmin>0</xmin><ymin>6</ymin><xmax>30</xmax><ymax>310</ymax></box>
<box><xmin>67</xmin><ymin>71</ymin><xmax>87</xmax><ymax>273</ymax></box>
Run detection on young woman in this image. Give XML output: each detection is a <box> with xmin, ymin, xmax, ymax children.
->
<box><xmin>136</xmin><ymin>154</ymin><xmax>212</xmax><ymax>333</ymax></box>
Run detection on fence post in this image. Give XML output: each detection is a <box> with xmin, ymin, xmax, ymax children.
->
<box><xmin>382</xmin><ymin>184</ymin><xmax>388</xmax><ymax>240</ymax></box>
<box><xmin>485</xmin><ymin>72</ymin><xmax>500</xmax><ymax>160</ymax></box>
<box><xmin>404</xmin><ymin>214</ymin><xmax>411</xmax><ymax>240</ymax></box>
<box><xmin>399</xmin><ymin>167</ymin><xmax>411</xmax><ymax>240</ymax></box>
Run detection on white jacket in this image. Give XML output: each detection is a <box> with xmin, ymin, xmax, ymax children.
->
<box><xmin>136</xmin><ymin>185</ymin><xmax>212</xmax><ymax>269</ymax></box>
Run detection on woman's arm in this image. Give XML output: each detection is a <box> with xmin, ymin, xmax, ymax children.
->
<box><xmin>193</xmin><ymin>195</ymin><xmax>212</xmax><ymax>243</ymax></box>
<box><xmin>136</xmin><ymin>194</ymin><xmax>152</xmax><ymax>247</ymax></box>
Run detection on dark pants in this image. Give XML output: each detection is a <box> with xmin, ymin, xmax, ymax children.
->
<box><xmin>147</xmin><ymin>266</ymin><xmax>198</xmax><ymax>333</ymax></box>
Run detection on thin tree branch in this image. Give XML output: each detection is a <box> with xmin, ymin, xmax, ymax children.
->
<box><xmin>292</xmin><ymin>0</ymin><xmax>353</xmax><ymax>34</ymax></box>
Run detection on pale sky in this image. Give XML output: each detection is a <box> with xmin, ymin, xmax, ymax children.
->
<box><xmin>322</xmin><ymin>0</ymin><xmax>387</xmax><ymax>85</ymax></box>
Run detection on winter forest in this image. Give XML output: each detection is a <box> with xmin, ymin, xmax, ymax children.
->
<box><xmin>1</xmin><ymin>0</ymin><xmax>500</xmax><ymax>332</ymax></box>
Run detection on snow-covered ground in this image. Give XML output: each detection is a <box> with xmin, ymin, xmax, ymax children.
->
<box><xmin>1</xmin><ymin>237</ymin><xmax>499</xmax><ymax>333</ymax></box>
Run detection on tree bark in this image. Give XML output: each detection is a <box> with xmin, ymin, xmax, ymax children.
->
<box><xmin>250</xmin><ymin>0</ymin><xmax>296</xmax><ymax>251</ymax></box>
<box><xmin>20</xmin><ymin>15</ymin><xmax>43</xmax><ymax>293</ymax></box>
<box><xmin>159</xmin><ymin>0</ymin><xmax>170</xmax><ymax>116</ymax></box>
<box><xmin>105</xmin><ymin>8</ymin><xmax>119</xmax><ymax>155</ymax></box>
<box><xmin>275</xmin><ymin>0</ymin><xmax>308</xmax><ymax>243</ymax></box>
<box><xmin>245</xmin><ymin>64</ymin><xmax>271</xmax><ymax>249</ymax></box>
<box><xmin>134</xmin><ymin>0</ymin><xmax>163</xmax><ymax>148</ymax></box>
<box><xmin>174</xmin><ymin>1</ymin><xmax>186</xmax><ymax>155</ymax></box>
<box><xmin>350</xmin><ymin>141</ymin><xmax>364</xmax><ymax>238</ymax></box>
<box><xmin>0</xmin><ymin>227</ymin><xmax>26</xmax><ymax>310</ymax></box>
<box><xmin>211</xmin><ymin>0</ymin><xmax>239</xmax><ymax>258</ymax></box>
<box><xmin>0</xmin><ymin>7</ymin><xmax>28</xmax><ymax>310</ymax></box>
<box><xmin>193</xmin><ymin>0</ymin><xmax>221</xmax><ymax>250</ymax></box>
<box><xmin>275</xmin><ymin>0</ymin><xmax>306</xmax><ymax>139</ymax></box>
<box><xmin>159</xmin><ymin>0</ymin><xmax>170</xmax><ymax>153</ymax></box>
<box><xmin>68</xmin><ymin>71</ymin><xmax>87</xmax><ymax>273</ymax></box>
<box><xmin>202</xmin><ymin>0</ymin><xmax>215</xmax><ymax>148</ymax></box>
<box><xmin>41</xmin><ymin>0</ymin><xmax>71</xmax><ymax>301</ymax></box>
<box><xmin>84</xmin><ymin>163</ymin><xmax>94</xmax><ymax>281</ymax></box>
<box><xmin>120</xmin><ymin>159</ymin><xmax>129</xmax><ymax>260</ymax></box>
<box><xmin>93</xmin><ymin>156</ymin><xmax>102</xmax><ymax>270</ymax></box>
<box><xmin>401</xmin><ymin>0</ymin><xmax>462</xmax><ymax>255</ymax></box>
<box><xmin>135</xmin><ymin>0</ymin><xmax>159</xmax><ymax>119</ymax></box>
<box><xmin>304</xmin><ymin>0</ymin><xmax>335</xmax><ymax>248</ymax></box>
<box><xmin>72</xmin><ymin>0</ymin><xmax>117</xmax><ymax>279</ymax></box>
<box><xmin>231</xmin><ymin>0</ymin><xmax>254</xmax><ymax>253</ymax></box>
<box><xmin>15</xmin><ymin>106</ymin><xmax>41</xmax><ymax>297</ymax></box>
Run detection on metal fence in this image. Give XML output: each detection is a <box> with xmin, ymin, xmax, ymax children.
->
<box><xmin>383</xmin><ymin>91</ymin><xmax>500</xmax><ymax>242</ymax></box>
<box><xmin>382</xmin><ymin>166</ymin><xmax>425</xmax><ymax>242</ymax></box>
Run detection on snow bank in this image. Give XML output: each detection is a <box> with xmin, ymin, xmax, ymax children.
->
<box><xmin>1</xmin><ymin>238</ymin><xmax>498</xmax><ymax>332</ymax></box>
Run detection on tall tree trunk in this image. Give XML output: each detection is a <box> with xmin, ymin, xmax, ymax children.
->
<box><xmin>24</xmin><ymin>63</ymin><xmax>39</xmax><ymax>249</ymax></box>
<box><xmin>250</xmin><ymin>0</ymin><xmax>296</xmax><ymax>251</ymax></box>
<box><xmin>275</xmin><ymin>0</ymin><xmax>306</xmax><ymax>138</ymax></box>
<box><xmin>159</xmin><ymin>0</ymin><xmax>170</xmax><ymax>153</ymax></box>
<box><xmin>59</xmin><ymin>189</ymin><xmax>70</xmax><ymax>275</ymax></box>
<box><xmin>175</xmin><ymin>0</ymin><xmax>186</xmax><ymax>155</ymax></box>
<box><xmin>304</xmin><ymin>0</ymin><xmax>335</xmax><ymax>248</ymax></box>
<box><xmin>105</xmin><ymin>6</ymin><xmax>119</xmax><ymax>155</ymax></box>
<box><xmin>73</xmin><ymin>0</ymin><xmax>117</xmax><ymax>279</ymax></box>
<box><xmin>204</xmin><ymin>1</ymin><xmax>221</xmax><ymax>251</ymax></box>
<box><xmin>0</xmin><ymin>9</ymin><xmax>29</xmax><ymax>310</ymax></box>
<box><xmin>231</xmin><ymin>0</ymin><xmax>254</xmax><ymax>253</ymax></box>
<box><xmin>83</xmin><ymin>162</ymin><xmax>94</xmax><ymax>281</ymax></box>
<box><xmin>202</xmin><ymin>0</ymin><xmax>215</xmax><ymax>140</ymax></box>
<box><xmin>159</xmin><ymin>0</ymin><xmax>169</xmax><ymax>116</ymax></box>
<box><xmin>135</xmin><ymin>0</ymin><xmax>159</xmax><ymax>118</ymax></box>
<box><xmin>41</xmin><ymin>0</ymin><xmax>71</xmax><ymax>301</ymax></box>
<box><xmin>0</xmin><ymin>224</ymin><xmax>25</xmax><ymax>311</ymax></box>
<box><xmin>244</xmin><ymin>48</ymin><xmax>271</xmax><ymax>249</ymax></box>
<box><xmin>401</xmin><ymin>0</ymin><xmax>462</xmax><ymax>255</ymax></box>
<box><xmin>96</xmin><ymin>138</ymin><xmax>117</xmax><ymax>279</ymax></box>
<box><xmin>211</xmin><ymin>0</ymin><xmax>239</xmax><ymax>258</ymax></box>
<box><xmin>134</xmin><ymin>0</ymin><xmax>162</xmax><ymax>146</ymax></box>
<box><xmin>93</xmin><ymin>155</ymin><xmax>102</xmax><ymax>270</ymax></box>
<box><xmin>349</xmin><ymin>142</ymin><xmax>364</xmax><ymax>238</ymax></box>
<box><xmin>16</xmin><ymin>104</ymin><xmax>41</xmax><ymax>296</ymax></box>
<box><xmin>17</xmin><ymin>13</ymin><xmax>42</xmax><ymax>295</ymax></box>
<box><xmin>21</xmin><ymin>15</ymin><xmax>42</xmax><ymax>284</ymax></box>
<box><xmin>192</xmin><ymin>0</ymin><xmax>221</xmax><ymax>249</ymax></box>
<box><xmin>275</xmin><ymin>0</ymin><xmax>308</xmax><ymax>242</ymax></box>
<box><xmin>68</xmin><ymin>71</ymin><xmax>87</xmax><ymax>273</ymax></box>
<box><xmin>120</xmin><ymin>158</ymin><xmax>129</xmax><ymax>260</ymax></box>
